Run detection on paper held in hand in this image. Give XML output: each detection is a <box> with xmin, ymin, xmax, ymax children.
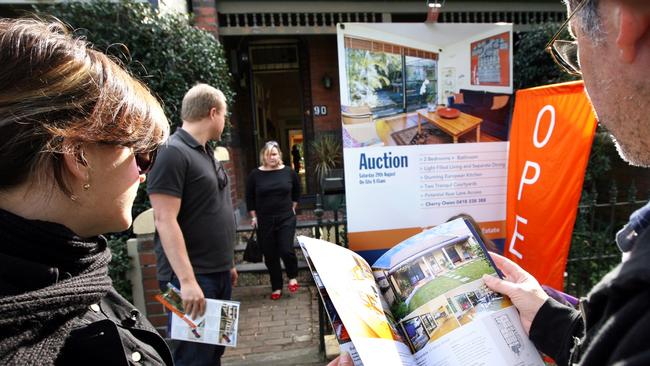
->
<box><xmin>155</xmin><ymin>283</ymin><xmax>240</xmax><ymax>346</ymax></box>
<box><xmin>299</xmin><ymin>218</ymin><xmax>545</xmax><ymax>366</ymax></box>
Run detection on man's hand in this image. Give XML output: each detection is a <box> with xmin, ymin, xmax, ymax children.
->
<box><xmin>482</xmin><ymin>252</ymin><xmax>549</xmax><ymax>335</ymax></box>
<box><xmin>251</xmin><ymin>217</ymin><xmax>258</xmax><ymax>229</ymax></box>
<box><xmin>327</xmin><ymin>352</ymin><xmax>353</xmax><ymax>366</ymax></box>
<box><xmin>181</xmin><ymin>279</ymin><xmax>206</xmax><ymax>320</ymax></box>
<box><xmin>230</xmin><ymin>267</ymin><xmax>238</xmax><ymax>287</ymax></box>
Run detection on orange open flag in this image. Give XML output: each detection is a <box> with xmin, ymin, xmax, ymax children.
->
<box><xmin>506</xmin><ymin>81</ymin><xmax>597</xmax><ymax>290</ymax></box>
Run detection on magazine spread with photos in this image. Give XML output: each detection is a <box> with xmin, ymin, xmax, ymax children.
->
<box><xmin>298</xmin><ymin>218</ymin><xmax>544</xmax><ymax>366</ymax></box>
<box><xmin>155</xmin><ymin>283</ymin><xmax>240</xmax><ymax>347</ymax></box>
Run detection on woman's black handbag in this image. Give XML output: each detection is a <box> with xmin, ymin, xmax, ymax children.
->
<box><xmin>243</xmin><ymin>230</ymin><xmax>263</xmax><ymax>263</ymax></box>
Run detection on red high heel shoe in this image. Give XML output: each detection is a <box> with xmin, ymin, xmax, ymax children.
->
<box><xmin>270</xmin><ymin>291</ymin><xmax>282</xmax><ymax>300</ymax></box>
<box><xmin>288</xmin><ymin>281</ymin><xmax>300</xmax><ymax>293</ymax></box>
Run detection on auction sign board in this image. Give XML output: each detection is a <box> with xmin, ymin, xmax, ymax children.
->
<box><xmin>337</xmin><ymin>23</ymin><xmax>513</xmax><ymax>262</ymax></box>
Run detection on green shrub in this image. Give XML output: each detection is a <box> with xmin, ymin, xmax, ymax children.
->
<box><xmin>391</xmin><ymin>301</ymin><xmax>410</xmax><ymax>320</ymax></box>
<box><xmin>38</xmin><ymin>1</ymin><xmax>234</xmax><ymax>131</ymax></box>
<box><xmin>514</xmin><ymin>23</ymin><xmax>578</xmax><ymax>89</ymax></box>
<box><xmin>107</xmin><ymin>234</ymin><xmax>133</xmax><ymax>302</ymax></box>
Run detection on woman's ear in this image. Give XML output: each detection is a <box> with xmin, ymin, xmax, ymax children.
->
<box><xmin>62</xmin><ymin>143</ymin><xmax>89</xmax><ymax>182</ymax></box>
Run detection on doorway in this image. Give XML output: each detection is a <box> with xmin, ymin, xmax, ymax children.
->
<box><xmin>250</xmin><ymin>44</ymin><xmax>306</xmax><ymax>193</ymax></box>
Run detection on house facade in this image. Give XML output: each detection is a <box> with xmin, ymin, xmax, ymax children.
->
<box><xmin>202</xmin><ymin>0</ymin><xmax>566</xmax><ymax>215</ymax></box>
<box><xmin>0</xmin><ymin>0</ymin><xmax>567</xmax><ymax>215</ymax></box>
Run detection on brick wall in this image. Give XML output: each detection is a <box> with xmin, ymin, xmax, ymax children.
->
<box><xmin>136</xmin><ymin>234</ymin><xmax>169</xmax><ymax>336</ymax></box>
<box><xmin>191</xmin><ymin>0</ymin><xmax>218</xmax><ymax>35</ymax></box>
<box><xmin>222</xmin><ymin>148</ymin><xmax>243</xmax><ymax>212</ymax></box>
<box><xmin>307</xmin><ymin>35</ymin><xmax>341</xmax><ymax>135</ymax></box>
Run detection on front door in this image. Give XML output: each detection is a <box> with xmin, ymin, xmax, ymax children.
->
<box><xmin>249</xmin><ymin>43</ymin><xmax>306</xmax><ymax>193</ymax></box>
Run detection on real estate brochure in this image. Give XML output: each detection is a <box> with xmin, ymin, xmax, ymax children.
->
<box><xmin>298</xmin><ymin>218</ymin><xmax>544</xmax><ymax>366</ymax></box>
<box><xmin>155</xmin><ymin>284</ymin><xmax>240</xmax><ymax>347</ymax></box>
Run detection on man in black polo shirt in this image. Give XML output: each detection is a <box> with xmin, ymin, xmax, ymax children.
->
<box><xmin>147</xmin><ymin>84</ymin><xmax>237</xmax><ymax>366</ymax></box>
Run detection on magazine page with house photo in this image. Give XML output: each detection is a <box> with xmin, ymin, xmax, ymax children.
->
<box><xmin>371</xmin><ymin>218</ymin><xmax>543</xmax><ymax>365</ymax></box>
<box><xmin>299</xmin><ymin>241</ymin><xmax>364</xmax><ymax>365</ymax></box>
<box><xmin>298</xmin><ymin>236</ymin><xmax>418</xmax><ymax>366</ymax></box>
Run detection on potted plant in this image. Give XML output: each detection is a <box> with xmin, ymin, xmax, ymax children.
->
<box><xmin>311</xmin><ymin>134</ymin><xmax>343</xmax><ymax>190</ymax></box>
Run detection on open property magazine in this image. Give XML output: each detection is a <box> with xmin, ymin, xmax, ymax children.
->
<box><xmin>155</xmin><ymin>284</ymin><xmax>240</xmax><ymax>347</ymax></box>
<box><xmin>298</xmin><ymin>218</ymin><xmax>544</xmax><ymax>366</ymax></box>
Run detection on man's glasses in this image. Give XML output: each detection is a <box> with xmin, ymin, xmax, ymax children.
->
<box><xmin>545</xmin><ymin>0</ymin><xmax>588</xmax><ymax>75</ymax></box>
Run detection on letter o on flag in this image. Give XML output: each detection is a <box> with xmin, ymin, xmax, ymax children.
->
<box><xmin>533</xmin><ymin>105</ymin><xmax>555</xmax><ymax>148</ymax></box>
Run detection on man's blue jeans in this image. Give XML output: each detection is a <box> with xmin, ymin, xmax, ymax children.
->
<box><xmin>160</xmin><ymin>270</ymin><xmax>232</xmax><ymax>366</ymax></box>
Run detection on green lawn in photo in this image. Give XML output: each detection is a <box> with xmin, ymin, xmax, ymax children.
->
<box><xmin>407</xmin><ymin>260</ymin><xmax>495</xmax><ymax>312</ymax></box>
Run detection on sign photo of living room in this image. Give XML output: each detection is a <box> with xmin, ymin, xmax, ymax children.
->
<box><xmin>337</xmin><ymin>23</ymin><xmax>513</xmax><ymax>148</ymax></box>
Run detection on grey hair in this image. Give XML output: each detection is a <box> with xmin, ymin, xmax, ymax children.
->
<box><xmin>565</xmin><ymin>0</ymin><xmax>605</xmax><ymax>42</ymax></box>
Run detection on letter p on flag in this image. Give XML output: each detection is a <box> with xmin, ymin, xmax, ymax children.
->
<box><xmin>506</xmin><ymin>82</ymin><xmax>597</xmax><ymax>291</ymax></box>
<box><xmin>517</xmin><ymin>161</ymin><xmax>540</xmax><ymax>201</ymax></box>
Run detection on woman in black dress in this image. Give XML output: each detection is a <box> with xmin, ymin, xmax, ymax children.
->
<box><xmin>246</xmin><ymin>141</ymin><xmax>301</xmax><ymax>300</ymax></box>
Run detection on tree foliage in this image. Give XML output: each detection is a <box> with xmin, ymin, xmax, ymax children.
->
<box><xmin>107</xmin><ymin>234</ymin><xmax>133</xmax><ymax>302</ymax></box>
<box><xmin>38</xmin><ymin>1</ymin><xmax>234</xmax><ymax>133</ymax></box>
<box><xmin>514</xmin><ymin>23</ymin><xmax>578</xmax><ymax>90</ymax></box>
<box><xmin>346</xmin><ymin>49</ymin><xmax>395</xmax><ymax>106</ymax></box>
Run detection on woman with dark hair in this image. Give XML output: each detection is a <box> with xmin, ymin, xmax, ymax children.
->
<box><xmin>0</xmin><ymin>19</ymin><xmax>171</xmax><ymax>365</ymax></box>
<box><xmin>246</xmin><ymin>141</ymin><xmax>300</xmax><ymax>300</ymax></box>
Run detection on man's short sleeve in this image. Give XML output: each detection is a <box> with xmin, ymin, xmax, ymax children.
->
<box><xmin>146</xmin><ymin>144</ymin><xmax>186</xmax><ymax>198</ymax></box>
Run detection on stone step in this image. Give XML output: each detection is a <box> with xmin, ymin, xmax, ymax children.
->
<box><xmin>235</xmin><ymin>260</ymin><xmax>314</xmax><ymax>287</ymax></box>
<box><xmin>235</xmin><ymin>225</ymin><xmax>318</xmax><ymax>245</ymax></box>
<box><xmin>234</xmin><ymin>242</ymin><xmax>306</xmax><ymax>264</ymax></box>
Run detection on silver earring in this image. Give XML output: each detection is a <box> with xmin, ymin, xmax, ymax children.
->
<box><xmin>83</xmin><ymin>183</ymin><xmax>90</xmax><ymax>191</ymax></box>
<box><xmin>70</xmin><ymin>194</ymin><xmax>78</xmax><ymax>201</ymax></box>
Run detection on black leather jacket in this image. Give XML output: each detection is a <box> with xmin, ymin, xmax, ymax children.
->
<box><xmin>529</xmin><ymin>226</ymin><xmax>650</xmax><ymax>366</ymax></box>
<box><xmin>57</xmin><ymin>289</ymin><xmax>172</xmax><ymax>365</ymax></box>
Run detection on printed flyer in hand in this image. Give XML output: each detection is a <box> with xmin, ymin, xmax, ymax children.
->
<box><xmin>299</xmin><ymin>218</ymin><xmax>544</xmax><ymax>366</ymax></box>
<box><xmin>155</xmin><ymin>284</ymin><xmax>240</xmax><ymax>347</ymax></box>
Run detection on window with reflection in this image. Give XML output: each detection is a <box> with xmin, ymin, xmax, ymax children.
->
<box><xmin>344</xmin><ymin>37</ymin><xmax>438</xmax><ymax>118</ymax></box>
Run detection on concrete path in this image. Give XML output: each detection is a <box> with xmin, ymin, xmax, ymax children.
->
<box><xmin>222</xmin><ymin>284</ymin><xmax>328</xmax><ymax>366</ymax></box>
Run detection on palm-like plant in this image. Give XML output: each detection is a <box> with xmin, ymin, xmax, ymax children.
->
<box><xmin>346</xmin><ymin>49</ymin><xmax>394</xmax><ymax>106</ymax></box>
<box><xmin>311</xmin><ymin>135</ymin><xmax>342</xmax><ymax>188</ymax></box>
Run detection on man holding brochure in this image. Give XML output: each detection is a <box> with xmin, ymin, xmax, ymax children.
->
<box><xmin>148</xmin><ymin>84</ymin><xmax>237</xmax><ymax>366</ymax></box>
<box><xmin>483</xmin><ymin>0</ymin><xmax>650</xmax><ymax>365</ymax></box>
<box><xmin>329</xmin><ymin>0</ymin><xmax>650</xmax><ymax>365</ymax></box>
